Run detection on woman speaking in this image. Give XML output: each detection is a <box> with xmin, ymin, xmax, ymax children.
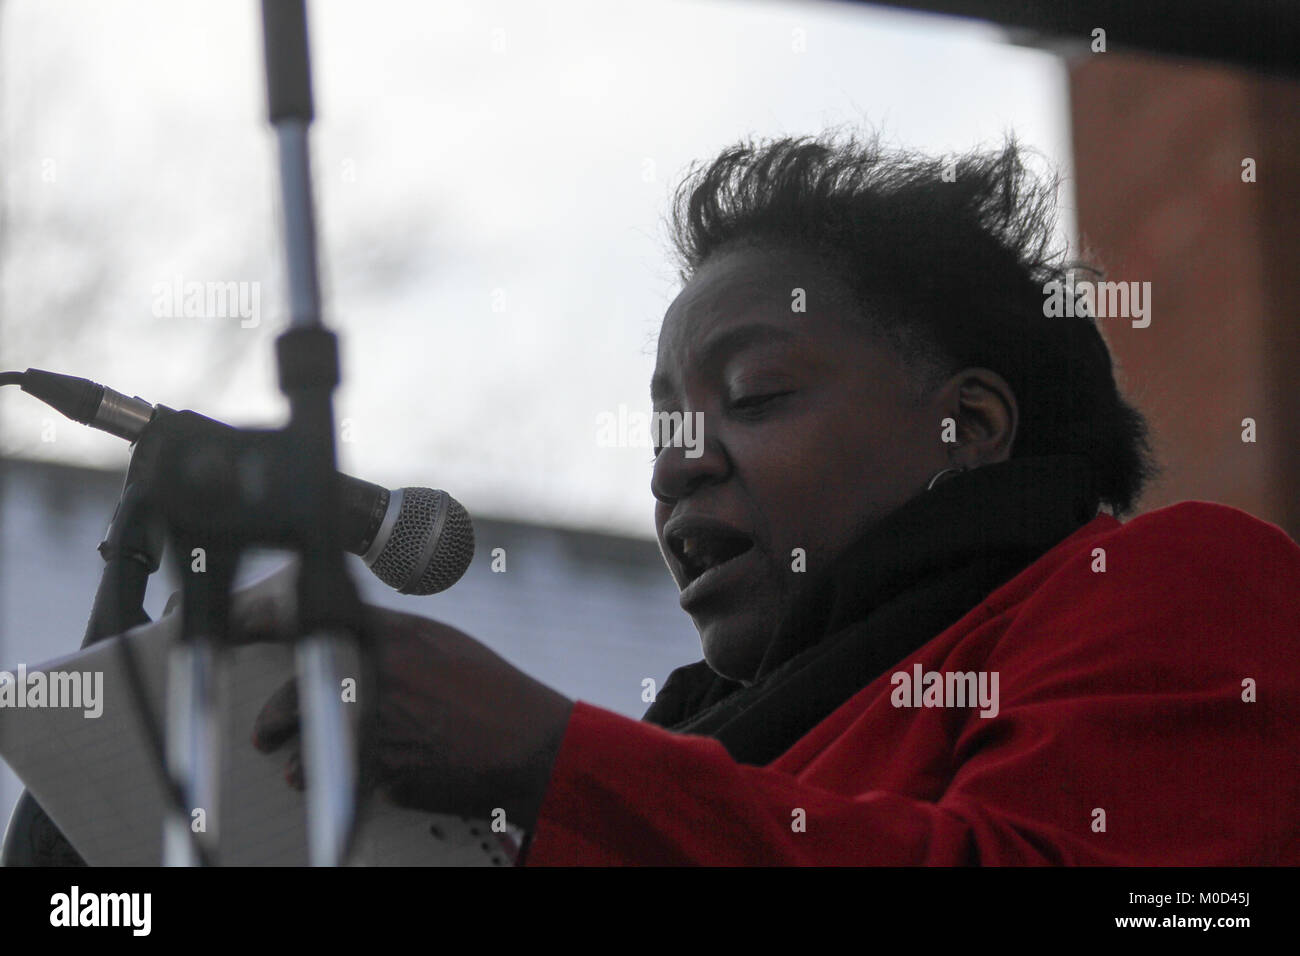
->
<box><xmin>245</xmin><ymin>131</ymin><xmax>1300</xmax><ymax>865</ymax></box>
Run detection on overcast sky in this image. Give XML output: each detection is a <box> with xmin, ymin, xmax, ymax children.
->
<box><xmin>0</xmin><ymin>0</ymin><xmax>1073</xmax><ymax>539</ymax></box>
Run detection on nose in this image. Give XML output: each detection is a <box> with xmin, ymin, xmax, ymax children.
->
<box><xmin>651</xmin><ymin>416</ymin><xmax>730</xmax><ymax>504</ymax></box>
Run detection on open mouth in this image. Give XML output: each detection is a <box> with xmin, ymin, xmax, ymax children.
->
<box><xmin>666</xmin><ymin>520</ymin><xmax>755</xmax><ymax>586</ymax></box>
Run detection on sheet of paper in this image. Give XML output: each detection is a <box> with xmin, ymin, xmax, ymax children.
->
<box><xmin>0</xmin><ymin>562</ymin><xmax>521</xmax><ymax>866</ymax></box>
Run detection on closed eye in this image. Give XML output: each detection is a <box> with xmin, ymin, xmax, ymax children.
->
<box><xmin>729</xmin><ymin>391</ymin><xmax>793</xmax><ymax>416</ymax></box>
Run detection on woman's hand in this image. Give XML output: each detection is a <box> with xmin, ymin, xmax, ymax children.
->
<box><xmin>236</xmin><ymin>597</ymin><xmax>575</xmax><ymax>834</ymax></box>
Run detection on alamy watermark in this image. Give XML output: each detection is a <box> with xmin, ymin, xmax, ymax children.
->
<box><xmin>596</xmin><ymin>404</ymin><xmax>704</xmax><ymax>458</ymax></box>
<box><xmin>1043</xmin><ymin>273</ymin><xmax>1151</xmax><ymax>328</ymax></box>
<box><xmin>890</xmin><ymin>664</ymin><xmax>999</xmax><ymax>718</ymax></box>
<box><xmin>0</xmin><ymin>665</ymin><xmax>103</xmax><ymax>718</ymax></box>
<box><xmin>151</xmin><ymin>275</ymin><xmax>261</xmax><ymax>327</ymax></box>
<box><xmin>50</xmin><ymin>886</ymin><xmax>151</xmax><ymax>935</ymax></box>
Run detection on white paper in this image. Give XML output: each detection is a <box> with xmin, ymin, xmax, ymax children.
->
<box><xmin>0</xmin><ymin>562</ymin><xmax>520</xmax><ymax>866</ymax></box>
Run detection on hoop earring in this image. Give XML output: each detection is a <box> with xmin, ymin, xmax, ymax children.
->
<box><xmin>926</xmin><ymin>465</ymin><xmax>967</xmax><ymax>492</ymax></box>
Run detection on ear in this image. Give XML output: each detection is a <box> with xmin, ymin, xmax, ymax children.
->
<box><xmin>937</xmin><ymin>367</ymin><xmax>1018</xmax><ymax>467</ymax></box>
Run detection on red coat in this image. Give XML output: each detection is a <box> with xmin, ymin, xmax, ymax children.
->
<box><xmin>524</xmin><ymin>502</ymin><xmax>1300</xmax><ymax>865</ymax></box>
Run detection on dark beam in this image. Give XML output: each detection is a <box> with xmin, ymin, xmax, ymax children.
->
<box><xmin>850</xmin><ymin>1</ymin><xmax>1300</xmax><ymax>77</ymax></box>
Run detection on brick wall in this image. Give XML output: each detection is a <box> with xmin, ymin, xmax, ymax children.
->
<box><xmin>1069</xmin><ymin>52</ymin><xmax>1300</xmax><ymax>538</ymax></box>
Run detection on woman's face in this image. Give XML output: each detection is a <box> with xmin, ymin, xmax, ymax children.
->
<box><xmin>651</xmin><ymin>245</ymin><xmax>949</xmax><ymax>683</ymax></box>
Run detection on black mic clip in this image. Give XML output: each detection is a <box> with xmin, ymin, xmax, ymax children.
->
<box><xmin>143</xmin><ymin>405</ymin><xmax>366</xmax><ymax>647</ymax></box>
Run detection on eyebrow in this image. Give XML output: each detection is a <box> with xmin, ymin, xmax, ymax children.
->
<box><xmin>651</xmin><ymin>323</ymin><xmax>800</xmax><ymax>402</ymax></box>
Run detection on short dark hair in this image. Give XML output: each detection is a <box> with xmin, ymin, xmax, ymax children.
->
<box><xmin>667</xmin><ymin>130</ymin><xmax>1157</xmax><ymax>516</ymax></box>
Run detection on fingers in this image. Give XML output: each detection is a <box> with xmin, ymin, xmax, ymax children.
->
<box><xmin>285</xmin><ymin>749</ymin><xmax>304</xmax><ymax>790</ymax></box>
<box><xmin>283</xmin><ymin>748</ymin><xmax>380</xmax><ymax>794</ymax></box>
<box><xmin>230</xmin><ymin>596</ymin><xmax>293</xmax><ymax>645</ymax></box>
<box><xmin>251</xmin><ymin>679</ymin><xmax>300</xmax><ymax>752</ymax></box>
<box><xmin>229</xmin><ymin>561</ymin><xmax>300</xmax><ymax>644</ymax></box>
<box><xmin>374</xmin><ymin>769</ymin><xmax>435</xmax><ymax>812</ymax></box>
<box><xmin>162</xmin><ymin>590</ymin><xmax>183</xmax><ymax>617</ymax></box>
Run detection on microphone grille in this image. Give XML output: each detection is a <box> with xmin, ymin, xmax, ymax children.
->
<box><xmin>369</xmin><ymin>487</ymin><xmax>475</xmax><ymax>595</ymax></box>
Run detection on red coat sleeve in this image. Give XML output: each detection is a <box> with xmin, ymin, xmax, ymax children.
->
<box><xmin>523</xmin><ymin>503</ymin><xmax>1300</xmax><ymax>865</ymax></box>
<box><xmin>524</xmin><ymin>700</ymin><xmax>985</xmax><ymax>865</ymax></box>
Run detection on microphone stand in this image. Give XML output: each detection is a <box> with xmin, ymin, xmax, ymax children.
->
<box><xmin>2</xmin><ymin>0</ymin><xmax>364</xmax><ymax>867</ymax></box>
<box><xmin>154</xmin><ymin>0</ymin><xmax>365</xmax><ymax>866</ymax></box>
<box><xmin>4</xmin><ymin>391</ymin><xmax>368</xmax><ymax>864</ymax></box>
<box><xmin>262</xmin><ymin>0</ymin><xmax>365</xmax><ymax>868</ymax></box>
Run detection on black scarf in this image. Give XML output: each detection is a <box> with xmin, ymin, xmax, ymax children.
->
<box><xmin>641</xmin><ymin>454</ymin><xmax>1100</xmax><ymax>766</ymax></box>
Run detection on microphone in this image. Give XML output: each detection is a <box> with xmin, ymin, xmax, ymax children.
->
<box><xmin>5</xmin><ymin>368</ymin><xmax>474</xmax><ymax>595</ymax></box>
